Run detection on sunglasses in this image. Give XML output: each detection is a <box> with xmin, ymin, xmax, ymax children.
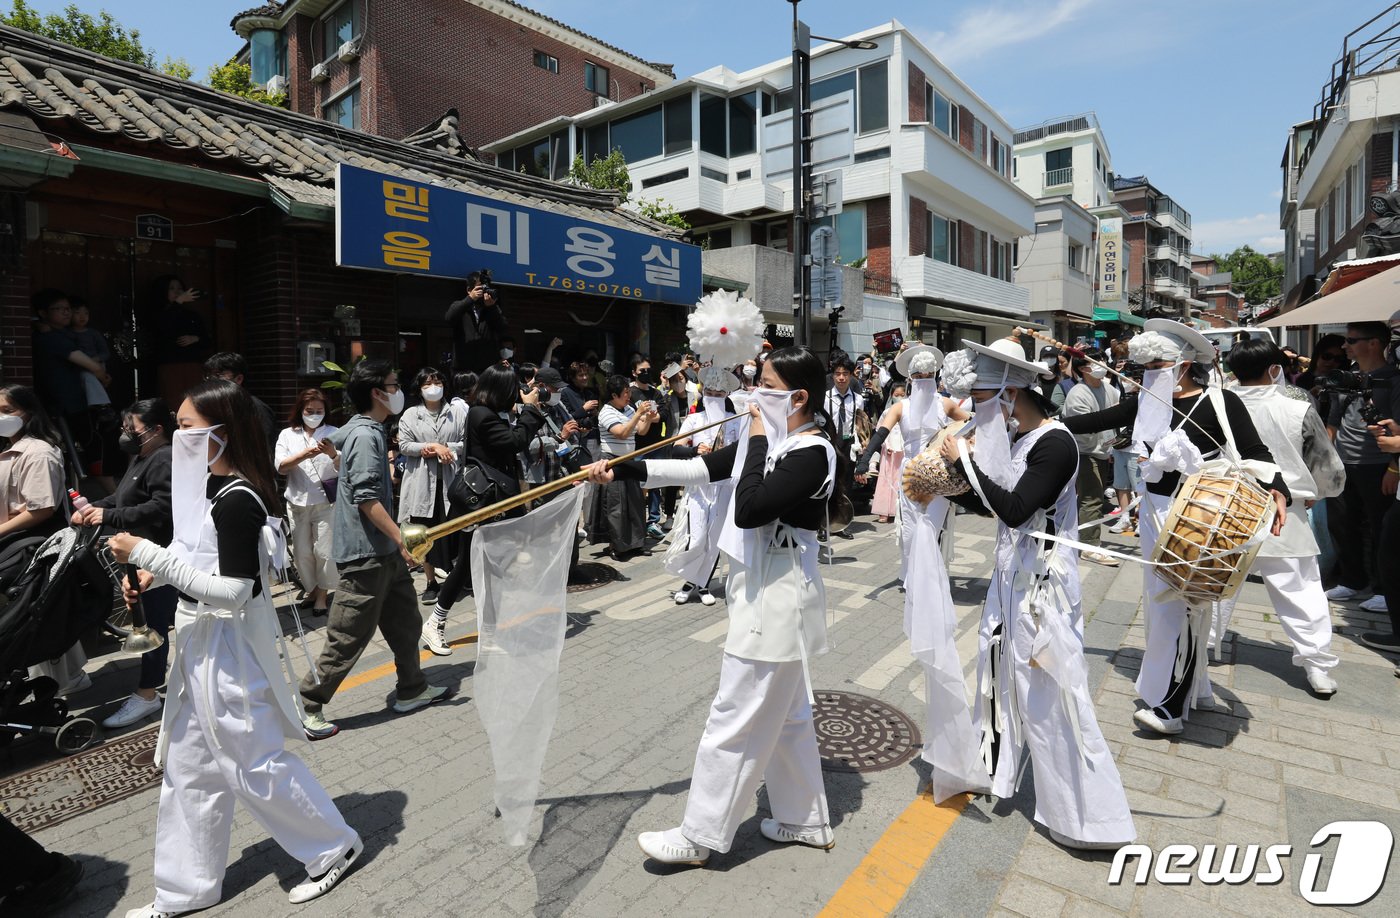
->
<box><xmin>1344</xmin><ymin>336</ymin><xmax>1380</xmax><ymax>345</ymax></box>
<box><xmin>1317</xmin><ymin>352</ymin><xmax>1344</xmax><ymax>361</ymax></box>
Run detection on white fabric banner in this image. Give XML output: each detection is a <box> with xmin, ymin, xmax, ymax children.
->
<box><xmin>471</xmin><ymin>488</ymin><xmax>584</xmax><ymax>845</ymax></box>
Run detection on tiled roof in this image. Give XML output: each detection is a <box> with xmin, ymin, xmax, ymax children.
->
<box><xmin>0</xmin><ymin>25</ymin><xmax>675</xmax><ymax>236</ymax></box>
<box><xmin>229</xmin><ymin>3</ymin><xmax>282</xmax><ymax>30</ymax></box>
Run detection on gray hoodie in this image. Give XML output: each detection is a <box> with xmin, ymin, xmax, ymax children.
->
<box><xmin>328</xmin><ymin>414</ymin><xmax>396</xmax><ymax>563</ymax></box>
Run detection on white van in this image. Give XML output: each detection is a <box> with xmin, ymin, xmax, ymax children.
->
<box><xmin>1200</xmin><ymin>326</ymin><xmax>1275</xmax><ymax>356</ymax></box>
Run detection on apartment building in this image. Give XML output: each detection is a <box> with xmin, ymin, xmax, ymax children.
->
<box><xmin>1111</xmin><ymin>175</ymin><xmax>1201</xmax><ymax>320</ymax></box>
<box><xmin>1190</xmin><ymin>255</ymin><xmax>1244</xmax><ymax>328</ymax></box>
<box><xmin>229</xmin><ymin>0</ymin><xmax>674</xmax><ymax>150</ymax></box>
<box><xmin>1278</xmin><ymin>6</ymin><xmax>1400</xmax><ymax>322</ymax></box>
<box><xmin>482</xmin><ymin>20</ymin><xmax>1036</xmax><ymax>354</ymax></box>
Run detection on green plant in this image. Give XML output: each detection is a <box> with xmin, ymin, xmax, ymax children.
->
<box><xmin>567</xmin><ymin>149</ymin><xmax>631</xmax><ymax>202</ymax></box>
<box><xmin>208</xmin><ymin>58</ymin><xmax>288</xmax><ymax>108</ymax></box>
<box><xmin>636</xmin><ymin>197</ymin><xmax>690</xmax><ymax>232</ymax></box>
<box><xmin>1</xmin><ymin>0</ymin><xmax>153</xmax><ymax>66</ymax></box>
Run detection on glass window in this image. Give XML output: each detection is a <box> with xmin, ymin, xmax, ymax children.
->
<box><xmin>728</xmin><ymin>92</ymin><xmax>757</xmax><ymax>157</ymax></box>
<box><xmin>773</xmin><ymin>88</ymin><xmax>793</xmax><ymax>113</ymax></box>
<box><xmin>250</xmin><ymin>29</ymin><xmax>280</xmax><ymax>84</ymax></box>
<box><xmin>585</xmin><ymin>61</ymin><xmax>610</xmax><ymax>95</ymax></box>
<box><xmin>810</xmin><ymin>70</ymin><xmax>857</xmax><ymax>106</ymax></box>
<box><xmin>930</xmin><ymin>89</ymin><xmax>955</xmax><ymax>139</ymax></box>
<box><xmin>857</xmin><ymin>61</ymin><xmax>888</xmax><ymax>133</ymax></box>
<box><xmin>664</xmin><ymin>96</ymin><xmax>692</xmax><ymax>156</ymax></box>
<box><xmin>324</xmin><ymin>1</ymin><xmax>357</xmax><ymax>55</ymax></box>
<box><xmin>609</xmin><ymin>105</ymin><xmax>662</xmax><ymax>163</ymax></box>
<box><xmin>512</xmin><ymin>138</ymin><xmax>551</xmax><ymax>177</ymax></box>
<box><xmin>584</xmin><ymin>122</ymin><xmax>609</xmax><ymax>163</ymax></box>
<box><xmin>534</xmin><ymin>51</ymin><xmax>559</xmax><ymax>73</ymax></box>
<box><xmin>700</xmin><ymin>93</ymin><xmax>726</xmax><ymax>156</ymax></box>
<box><xmin>323</xmin><ymin>87</ymin><xmax>359</xmax><ymax>129</ymax></box>
<box><xmin>929</xmin><ymin>213</ymin><xmax>956</xmax><ymax>264</ymax></box>
<box><xmin>816</xmin><ymin>203</ymin><xmax>865</xmax><ymax>263</ymax></box>
<box><xmin>549</xmin><ymin>130</ymin><xmax>568</xmax><ymax>180</ymax></box>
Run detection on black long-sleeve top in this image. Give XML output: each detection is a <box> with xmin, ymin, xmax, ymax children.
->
<box><xmin>949</xmin><ymin>427</ymin><xmax>1078</xmax><ymax>529</ymax></box>
<box><xmin>465</xmin><ymin>404</ymin><xmax>545</xmax><ymax>478</ymax></box>
<box><xmin>94</xmin><ymin>444</ymin><xmax>173</xmax><ymax>545</ymax></box>
<box><xmin>1060</xmin><ymin>390</ymin><xmax>1289</xmax><ymax>499</ymax></box>
<box><xmin>615</xmin><ymin>435</ymin><xmax>829</xmax><ymax>531</ymax></box>
<box><xmin>560</xmin><ymin>383</ymin><xmax>599</xmax><ymax>436</ymax></box>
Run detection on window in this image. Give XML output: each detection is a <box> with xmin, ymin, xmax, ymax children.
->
<box><xmin>693</xmin><ymin>227</ymin><xmax>733</xmax><ymax>250</ymax></box>
<box><xmin>1012</xmin><ymin>156</ymin><xmax>1017</xmax><ymax>178</ymax></box>
<box><xmin>926</xmin><ymin>86</ymin><xmax>957</xmax><ymax>140</ymax></box>
<box><xmin>584</xmin><ymin>122</ymin><xmax>609</xmax><ymax>163</ymax></box>
<box><xmin>857</xmin><ymin>61</ymin><xmax>888</xmax><ymax>133</ymax></box>
<box><xmin>323</xmin><ymin>86</ymin><xmax>359</xmax><ymax>130</ymax></box>
<box><xmin>512</xmin><ymin>138</ymin><xmax>551</xmax><ymax>178</ymax></box>
<box><xmin>810</xmin><ymin>70</ymin><xmax>857</xmax><ymax>108</ymax></box>
<box><xmin>767</xmin><ymin>219</ymin><xmax>790</xmax><ymax>251</ymax></box>
<box><xmin>700</xmin><ymin>166</ymin><xmax>726</xmax><ymax>182</ymax></box>
<box><xmin>973</xmin><ymin>229</ymin><xmax>987</xmax><ymax>274</ymax></box>
<box><xmin>641</xmin><ymin>168</ymin><xmax>688</xmax><ymax>189</ymax></box>
<box><xmin>991</xmin><ymin>137</ymin><xmax>1007</xmax><ymax>176</ymax></box>
<box><xmin>991</xmin><ymin>237</ymin><xmax>1007</xmax><ymax>280</ymax></box>
<box><xmin>728</xmin><ymin>92</ymin><xmax>758</xmax><ymax>157</ymax></box>
<box><xmin>609</xmin><ymin>105</ymin><xmax>663</xmax><ymax>163</ymax></box>
<box><xmin>533</xmin><ymin>51</ymin><xmax>559</xmax><ymax>73</ymax></box>
<box><xmin>973</xmin><ymin>119</ymin><xmax>986</xmax><ymax>162</ymax></box>
<box><xmin>549</xmin><ymin>130</ymin><xmax>568</xmax><ymax>180</ymax></box>
<box><xmin>1045</xmin><ymin>147</ymin><xmax>1071</xmax><ymax>186</ymax></box>
<box><xmin>585</xmin><ymin>61</ymin><xmax>610</xmax><ymax>96</ymax></box>
<box><xmin>1351</xmin><ymin>155</ymin><xmax>1365</xmax><ymax>223</ymax></box>
<box><xmin>664</xmin><ymin>96</ymin><xmax>692</xmax><ymax>156</ymax></box>
<box><xmin>249</xmin><ymin>28</ymin><xmax>286</xmax><ymax>84</ymax></box>
<box><xmin>1319</xmin><ymin>201</ymin><xmax>1329</xmax><ymax>250</ymax></box>
<box><xmin>1068</xmin><ymin>243</ymin><xmax>1083</xmax><ymax>271</ymax></box>
<box><xmin>324</xmin><ymin>0</ymin><xmax>358</xmax><ymax>56</ymax></box>
<box><xmin>1332</xmin><ymin>184</ymin><xmax>1344</xmax><ymax>242</ymax></box>
<box><xmin>853</xmin><ymin>147</ymin><xmax>890</xmax><ymax>164</ymax></box>
<box><xmin>699</xmin><ymin>92</ymin><xmax>726</xmax><ymax>156</ymax></box>
<box><xmin>814</xmin><ymin>202</ymin><xmax>866</xmax><ymax>263</ymax></box>
<box><xmin>927</xmin><ymin>212</ymin><xmax>957</xmax><ymax>264</ymax></box>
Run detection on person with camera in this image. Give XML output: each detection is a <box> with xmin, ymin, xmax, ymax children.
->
<box><xmin>152</xmin><ymin>275</ymin><xmax>210</xmax><ymax>409</ymax></box>
<box><xmin>445</xmin><ymin>270</ymin><xmax>505</xmax><ymax>373</ymax></box>
<box><xmin>588</xmin><ymin>375</ymin><xmax>658</xmax><ymax>560</ymax></box>
<box><xmin>425</xmin><ymin>364</ymin><xmax>546</xmax><ymax>654</ymax></box>
<box><xmin>629</xmin><ymin>357</ymin><xmax>671</xmax><ymax>539</ymax></box>
<box><xmin>523</xmin><ymin>366</ymin><xmax>584</xmax><ymax>488</ymax></box>
<box><xmin>1324</xmin><ymin>321</ymin><xmax>1399</xmax><ymax>628</ymax></box>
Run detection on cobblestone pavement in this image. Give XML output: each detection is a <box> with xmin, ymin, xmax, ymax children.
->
<box><xmin>10</xmin><ymin>507</ymin><xmax>1397</xmax><ymax>917</ymax></box>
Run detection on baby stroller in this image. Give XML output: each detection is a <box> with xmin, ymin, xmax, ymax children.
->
<box><xmin>0</xmin><ymin>526</ymin><xmax>114</xmax><ymax>755</ymax></box>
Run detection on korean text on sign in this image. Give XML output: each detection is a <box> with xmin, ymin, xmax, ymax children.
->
<box><xmin>383</xmin><ymin>181</ymin><xmax>431</xmax><ymax>269</ymax></box>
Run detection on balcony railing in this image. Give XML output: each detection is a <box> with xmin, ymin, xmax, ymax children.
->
<box><xmin>1013</xmin><ymin>112</ymin><xmax>1101</xmax><ymax>145</ymax></box>
<box><xmin>1044</xmin><ymin>167</ymin><xmax>1073</xmax><ymax>187</ymax></box>
<box><xmin>1300</xmin><ymin>4</ymin><xmax>1400</xmax><ymax>171</ymax></box>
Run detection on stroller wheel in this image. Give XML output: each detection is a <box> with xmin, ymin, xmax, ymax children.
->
<box><xmin>103</xmin><ymin>599</ymin><xmax>135</xmax><ymax>638</ymax></box>
<box><xmin>54</xmin><ymin>717</ymin><xmax>98</xmax><ymax>755</ymax></box>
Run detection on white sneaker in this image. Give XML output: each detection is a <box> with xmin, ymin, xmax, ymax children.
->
<box><xmin>1133</xmin><ymin>707</ymin><xmax>1184</xmax><ymax>735</ymax></box>
<box><xmin>1103</xmin><ymin>487</ymin><xmax>1116</xmax><ymax>501</ymax></box>
<box><xmin>57</xmin><ymin>671</ymin><xmax>92</xmax><ymax>697</ymax></box>
<box><xmin>422</xmin><ymin>618</ymin><xmax>452</xmax><ymax>656</ymax></box>
<box><xmin>698</xmin><ymin>589</ymin><xmax>716</xmax><ymax>607</ymax></box>
<box><xmin>1306</xmin><ymin>670</ymin><xmax>1338</xmax><ymax>696</ymax></box>
<box><xmin>124</xmin><ymin>906</ymin><xmax>187</xmax><ymax>918</ymax></box>
<box><xmin>673</xmin><ymin>584</ymin><xmax>696</xmax><ymax>605</ymax></box>
<box><xmin>1048</xmin><ymin>829</ymin><xmax>1126</xmax><ymax>851</ymax></box>
<box><xmin>759</xmin><ymin>818</ymin><xmax>835</xmax><ymax>849</ymax></box>
<box><xmin>638</xmin><ymin>828</ymin><xmax>710</xmax><ymax>865</ymax></box>
<box><xmin>102</xmin><ymin>693</ymin><xmax>163</xmax><ymax>729</ymax></box>
<box><xmin>288</xmin><ymin>836</ymin><xmax>361</xmax><ymax>904</ymax></box>
<box><xmin>392</xmin><ymin>683</ymin><xmax>452</xmax><ymax>713</ymax></box>
<box><xmin>1108</xmin><ymin>517</ymin><xmax>1129</xmax><ymax>534</ymax></box>
<box><xmin>1325</xmin><ymin>584</ymin><xmax>1368</xmax><ymax>602</ymax></box>
<box><xmin>1081</xmin><ymin>551</ymin><xmax>1121</xmax><ymax>567</ymax></box>
<box><xmin>1361</xmin><ymin>594</ymin><xmax>1389</xmax><ymax>613</ymax></box>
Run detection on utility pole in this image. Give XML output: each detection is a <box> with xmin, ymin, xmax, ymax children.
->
<box><xmin>790</xmin><ymin>2</ymin><xmax>812</xmax><ymax>348</ymax></box>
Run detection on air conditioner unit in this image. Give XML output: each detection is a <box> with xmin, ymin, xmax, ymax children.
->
<box><xmin>265</xmin><ymin>74</ymin><xmax>288</xmax><ymax>96</ymax></box>
<box><xmin>310</xmin><ymin>62</ymin><xmax>330</xmax><ymax>83</ymax></box>
<box><xmin>337</xmin><ymin>37</ymin><xmax>362</xmax><ymax>64</ymax></box>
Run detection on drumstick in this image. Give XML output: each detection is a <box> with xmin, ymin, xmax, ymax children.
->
<box><xmin>1015</xmin><ymin>326</ymin><xmax>1232</xmax><ymax>463</ymax></box>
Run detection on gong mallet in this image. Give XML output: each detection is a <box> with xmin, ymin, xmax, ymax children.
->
<box><xmin>122</xmin><ymin>563</ymin><xmax>165</xmax><ymax>655</ymax></box>
<box><xmin>401</xmin><ymin>412</ymin><xmax>741</xmax><ymax>564</ymax></box>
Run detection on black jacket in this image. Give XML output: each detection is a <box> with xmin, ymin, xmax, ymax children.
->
<box><xmin>94</xmin><ymin>444</ymin><xmax>173</xmax><ymax>545</ymax></box>
<box><xmin>465</xmin><ymin>404</ymin><xmax>545</xmax><ymax>479</ymax></box>
<box><xmin>446</xmin><ymin>296</ymin><xmax>507</xmax><ymax>373</ymax></box>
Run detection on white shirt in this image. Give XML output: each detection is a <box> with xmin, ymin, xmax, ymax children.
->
<box><xmin>598</xmin><ymin>403</ymin><xmax>636</xmax><ymax>456</ymax></box>
<box><xmin>274</xmin><ymin>425</ymin><xmax>340</xmax><ymax>507</ymax></box>
<box><xmin>825</xmin><ymin>387</ymin><xmax>864</xmax><ymax>439</ymax></box>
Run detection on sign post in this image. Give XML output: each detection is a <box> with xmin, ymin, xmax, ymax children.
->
<box><xmin>1098</xmin><ymin>217</ymin><xmax>1123</xmax><ymax>305</ymax></box>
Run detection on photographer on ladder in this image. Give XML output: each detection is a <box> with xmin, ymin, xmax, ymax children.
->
<box><xmin>446</xmin><ymin>270</ymin><xmax>506</xmax><ymax>373</ymax></box>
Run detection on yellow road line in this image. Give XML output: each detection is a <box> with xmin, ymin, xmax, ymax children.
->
<box><xmin>817</xmin><ymin>790</ymin><xmax>970</xmax><ymax>918</ymax></box>
<box><xmin>337</xmin><ymin>632</ymin><xmax>478</xmax><ymax>693</ymax></box>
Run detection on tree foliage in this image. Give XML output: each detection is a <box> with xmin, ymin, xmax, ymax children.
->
<box><xmin>1209</xmin><ymin>245</ymin><xmax>1284</xmax><ymax>305</ymax></box>
<box><xmin>636</xmin><ymin>197</ymin><xmax>690</xmax><ymax>232</ymax></box>
<box><xmin>1</xmin><ymin>0</ymin><xmax>153</xmax><ymax>66</ymax></box>
<box><xmin>207</xmin><ymin>59</ymin><xmax>288</xmax><ymax>108</ymax></box>
<box><xmin>567</xmin><ymin>150</ymin><xmax>631</xmax><ymax>202</ymax></box>
<box><xmin>160</xmin><ymin>56</ymin><xmax>192</xmax><ymax>80</ymax></box>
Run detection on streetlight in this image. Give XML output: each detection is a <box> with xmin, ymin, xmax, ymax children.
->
<box><xmin>788</xmin><ymin>0</ymin><xmax>877</xmax><ymax>349</ymax></box>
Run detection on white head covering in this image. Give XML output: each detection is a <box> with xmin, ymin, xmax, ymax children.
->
<box><xmin>895</xmin><ymin>344</ymin><xmax>944</xmax><ymax>377</ymax></box>
<box><xmin>1131</xmin><ymin>318</ymin><xmax>1216</xmax><ymax>363</ymax></box>
<box><xmin>699</xmin><ymin>364</ymin><xmax>738</xmax><ymax>393</ymax></box>
<box><xmin>963</xmin><ymin>337</ymin><xmax>1050</xmax><ymax>391</ymax></box>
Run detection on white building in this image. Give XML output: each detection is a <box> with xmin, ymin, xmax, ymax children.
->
<box><xmin>1011</xmin><ymin>113</ymin><xmax>1114</xmax><ymax>210</ymax></box>
<box><xmin>482</xmin><ymin>20</ymin><xmax>1035</xmax><ymax>355</ymax></box>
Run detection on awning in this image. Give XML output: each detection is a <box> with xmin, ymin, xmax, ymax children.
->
<box><xmin>1316</xmin><ymin>252</ymin><xmax>1400</xmax><ymax>297</ymax></box>
<box><xmin>909</xmin><ymin>302</ymin><xmax>1041</xmax><ymax>329</ymax></box>
<box><xmin>1261</xmin><ymin>261</ymin><xmax>1400</xmax><ymax>328</ymax></box>
<box><xmin>1092</xmin><ymin>307</ymin><xmax>1144</xmax><ymax>327</ymax></box>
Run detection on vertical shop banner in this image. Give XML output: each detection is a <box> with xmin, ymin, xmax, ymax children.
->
<box><xmin>334</xmin><ymin>163</ymin><xmax>702</xmax><ymax>306</ymax></box>
<box><xmin>1098</xmin><ymin>217</ymin><xmax>1123</xmax><ymax>304</ymax></box>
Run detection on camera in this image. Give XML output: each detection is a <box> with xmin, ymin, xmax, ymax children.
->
<box><xmin>478</xmin><ymin>268</ymin><xmax>496</xmax><ymax>298</ymax></box>
<box><xmin>1323</xmin><ymin>370</ymin><xmax>1385</xmax><ymax>425</ymax></box>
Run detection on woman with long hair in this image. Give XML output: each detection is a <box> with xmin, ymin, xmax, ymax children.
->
<box><xmin>275</xmin><ymin>388</ymin><xmax>341</xmax><ymax>616</ymax></box>
<box><xmin>587</xmin><ymin>346</ymin><xmax>844</xmax><ymax>864</ymax></box>
<box><xmin>395</xmin><ymin>367</ymin><xmax>464</xmax><ymax>611</ymax></box>
<box><xmin>109</xmin><ymin>379</ymin><xmax>360</xmax><ymax>917</ymax></box>
<box><xmin>425</xmin><ymin>363</ymin><xmax>544</xmax><ymax>655</ymax></box>
<box><xmin>0</xmin><ymin>384</ymin><xmax>65</xmax><ymax>542</ymax></box>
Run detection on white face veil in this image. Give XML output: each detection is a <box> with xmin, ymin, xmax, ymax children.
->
<box><xmin>170</xmin><ymin>425</ymin><xmax>223</xmax><ymax>557</ymax></box>
<box><xmin>701</xmin><ymin>394</ymin><xmax>728</xmax><ymax>425</ymax></box>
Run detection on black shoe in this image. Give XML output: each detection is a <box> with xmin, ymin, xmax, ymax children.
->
<box><xmin>836</xmin><ymin>528</ymin><xmax>854</xmax><ymax>540</ymax></box>
<box><xmin>5</xmin><ymin>852</ymin><xmax>83</xmax><ymax>913</ymax></box>
<box><xmin>420</xmin><ymin>582</ymin><xmax>440</xmax><ymax>604</ymax></box>
<box><xmin>1359</xmin><ymin>631</ymin><xmax>1400</xmax><ymax>654</ymax></box>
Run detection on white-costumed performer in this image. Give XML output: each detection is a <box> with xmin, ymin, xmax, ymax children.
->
<box><xmin>1061</xmin><ymin>319</ymin><xmax>1288</xmax><ymax>735</ymax></box>
<box><xmin>587</xmin><ymin>346</ymin><xmax>841</xmax><ymax>865</ymax></box>
<box><xmin>940</xmin><ymin>338</ymin><xmax>1135</xmax><ymax>850</ymax></box>
<box><xmin>109</xmin><ymin>379</ymin><xmax>359</xmax><ymax>918</ymax></box>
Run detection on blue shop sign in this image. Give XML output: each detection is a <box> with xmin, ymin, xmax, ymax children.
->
<box><xmin>334</xmin><ymin>163</ymin><xmax>701</xmax><ymax>306</ymax></box>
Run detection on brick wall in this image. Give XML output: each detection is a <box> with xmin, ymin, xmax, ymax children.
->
<box><xmin>907</xmin><ymin>62</ymin><xmax>925</xmax><ymax>122</ymax></box>
<box><xmin>1371</xmin><ymin>131</ymin><xmax>1392</xmax><ymax>195</ymax></box>
<box><xmin>908</xmin><ymin>197</ymin><xmax>927</xmax><ymax>257</ymax></box>
<box><xmin>958</xmin><ymin>106</ymin><xmax>973</xmax><ymax>153</ymax></box>
<box><xmin>958</xmin><ymin>221</ymin><xmax>975</xmax><ymax>271</ymax></box>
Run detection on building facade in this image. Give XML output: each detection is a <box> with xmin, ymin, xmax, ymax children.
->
<box><xmin>1111</xmin><ymin>175</ymin><xmax>1201</xmax><ymax>321</ymax></box>
<box><xmin>230</xmin><ymin>0</ymin><xmax>674</xmax><ymax>152</ymax></box>
<box><xmin>482</xmin><ymin>20</ymin><xmax>1036</xmax><ymax>355</ymax></box>
<box><xmin>1189</xmin><ymin>255</ymin><xmax>1243</xmax><ymax>328</ymax></box>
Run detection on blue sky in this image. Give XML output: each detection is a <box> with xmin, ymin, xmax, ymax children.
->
<box><xmin>13</xmin><ymin>0</ymin><xmax>1384</xmax><ymax>255</ymax></box>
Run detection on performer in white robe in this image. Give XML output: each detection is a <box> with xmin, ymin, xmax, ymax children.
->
<box><xmin>109</xmin><ymin>379</ymin><xmax>359</xmax><ymax>918</ymax></box>
<box><xmin>587</xmin><ymin>347</ymin><xmax>840</xmax><ymax>865</ymax></box>
<box><xmin>1212</xmin><ymin>339</ymin><xmax>1346</xmax><ymax>695</ymax></box>
<box><xmin>666</xmin><ymin>367</ymin><xmax>749</xmax><ymax>605</ymax></box>
<box><xmin>940</xmin><ymin>338</ymin><xmax>1135</xmax><ymax>850</ymax></box>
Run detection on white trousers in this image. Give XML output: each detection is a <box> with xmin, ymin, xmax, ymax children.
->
<box><xmin>152</xmin><ymin>625</ymin><xmax>356</xmax><ymax>912</ymax></box>
<box><xmin>1136</xmin><ymin>490</ymin><xmax>1213</xmax><ymax>714</ymax></box>
<box><xmin>681</xmin><ymin>653</ymin><xmax>829</xmax><ymax>853</ymax></box>
<box><xmin>288</xmin><ymin>502</ymin><xmax>336</xmax><ymax>593</ymax></box>
<box><xmin>1212</xmin><ymin>555</ymin><xmax>1339</xmax><ymax>674</ymax></box>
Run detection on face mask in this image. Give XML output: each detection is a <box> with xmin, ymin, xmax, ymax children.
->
<box><xmin>379</xmin><ymin>389</ymin><xmax>406</xmax><ymax>415</ymax></box>
<box><xmin>0</xmin><ymin>414</ymin><xmax>23</xmax><ymax>438</ymax></box>
<box><xmin>174</xmin><ymin>425</ymin><xmax>226</xmax><ymax>467</ymax></box>
<box><xmin>751</xmin><ymin>387</ymin><xmax>802</xmax><ymax>445</ymax></box>
<box><xmin>118</xmin><ymin>428</ymin><xmax>152</xmax><ymax>455</ymax></box>
<box><xmin>1088</xmin><ymin>364</ymin><xmax>1109</xmax><ymax>380</ymax></box>
<box><xmin>548</xmin><ymin>391</ymin><xmax>562</xmax><ymax>406</ymax></box>
<box><xmin>636</xmin><ymin>369</ymin><xmax>654</xmax><ymax>384</ymax></box>
<box><xmin>1134</xmin><ymin>365</ymin><xmax>1179</xmax><ymax>454</ymax></box>
<box><xmin>422</xmin><ymin>385</ymin><xmax>444</xmax><ymax>403</ymax></box>
<box><xmin>501</xmin><ymin>348</ymin><xmax>514</xmax><ymax>360</ymax></box>
<box><xmin>1268</xmin><ymin>366</ymin><xmax>1285</xmax><ymax>388</ymax></box>
<box><xmin>742</xmin><ymin>365</ymin><xmax>756</xmax><ymax>379</ymax></box>
<box><xmin>970</xmin><ymin>392</ymin><xmax>1015</xmax><ymax>489</ymax></box>
<box><xmin>303</xmin><ymin>412</ymin><xmax>324</xmax><ymax>429</ymax></box>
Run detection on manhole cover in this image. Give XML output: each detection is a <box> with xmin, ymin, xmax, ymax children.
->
<box><xmin>0</xmin><ymin>726</ymin><xmax>162</xmax><ymax>832</ymax></box>
<box><xmin>813</xmin><ymin>691</ymin><xmax>921</xmax><ymax>773</ymax></box>
<box><xmin>567</xmin><ymin>561</ymin><xmax>625</xmax><ymax>593</ymax></box>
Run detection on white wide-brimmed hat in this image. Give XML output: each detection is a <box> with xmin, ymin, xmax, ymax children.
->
<box><xmin>699</xmin><ymin>364</ymin><xmax>738</xmax><ymax>393</ymax></box>
<box><xmin>1141</xmin><ymin>318</ymin><xmax>1216</xmax><ymax>363</ymax></box>
<box><xmin>895</xmin><ymin>344</ymin><xmax>945</xmax><ymax>377</ymax></box>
